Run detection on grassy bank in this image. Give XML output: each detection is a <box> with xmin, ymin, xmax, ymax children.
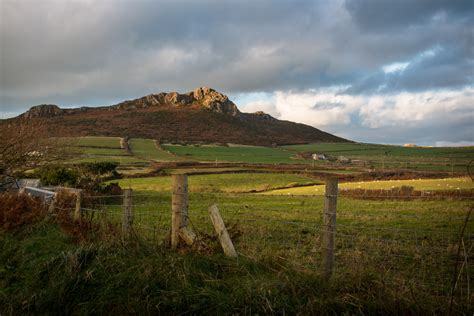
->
<box><xmin>1</xmin><ymin>217</ymin><xmax>470</xmax><ymax>315</ymax></box>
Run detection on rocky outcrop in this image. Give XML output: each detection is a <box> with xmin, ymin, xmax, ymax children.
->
<box><xmin>251</xmin><ymin>111</ymin><xmax>276</xmax><ymax>121</ymax></box>
<box><xmin>190</xmin><ymin>87</ymin><xmax>240</xmax><ymax>116</ymax></box>
<box><xmin>23</xmin><ymin>104</ymin><xmax>63</xmax><ymax>119</ymax></box>
<box><xmin>112</xmin><ymin>87</ymin><xmax>241</xmax><ymax>117</ymax></box>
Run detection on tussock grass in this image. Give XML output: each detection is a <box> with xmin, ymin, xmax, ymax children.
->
<box><xmin>3</xmin><ymin>221</ymin><xmax>467</xmax><ymax>314</ymax></box>
<box><xmin>1</xmin><ymin>192</ymin><xmax>472</xmax><ymax>314</ymax></box>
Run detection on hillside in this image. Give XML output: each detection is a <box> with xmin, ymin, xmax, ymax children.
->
<box><xmin>3</xmin><ymin>87</ymin><xmax>349</xmax><ymax>146</ymax></box>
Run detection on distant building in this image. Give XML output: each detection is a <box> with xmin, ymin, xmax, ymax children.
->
<box><xmin>312</xmin><ymin>153</ymin><xmax>327</xmax><ymax>160</ymax></box>
<box><xmin>403</xmin><ymin>144</ymin><xmax>418</xmax><ymax>147</ymax></box>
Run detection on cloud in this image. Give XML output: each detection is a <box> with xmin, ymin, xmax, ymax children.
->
<box><xmin>241</xmin><ymin>87</ymin><xmax>474</xmax><ymax>145</ymax></box>
<box><xmin>435</xmin><ymin>141</ymin><xmax>474</xmax><ymax>147</ymax></box>
<box><xmin>344</xmin><ymin>0</ymin><xmax>473</xmax><ymax>31</ymax></box>
<box><xmin>0</xmin><ymin>0</ymin><xmax>472</xmax><ymax>145</ymax></box>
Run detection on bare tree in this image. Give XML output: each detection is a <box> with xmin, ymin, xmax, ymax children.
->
<box><xmin>0</xmin><ymin>118</ymin><xmax>65</xmax><ymax>177</ymax></box>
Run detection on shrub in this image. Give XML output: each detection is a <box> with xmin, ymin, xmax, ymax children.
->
<box><xmin>37</xmin><ymin>164</ymin><xmax>78</xmax><ymax>186</ymax></box>
<box><xmin>77</xmin><ymin>162</ymin><xmax>118</xmax><ymax>176</ymax></box>
<box><xmin>0</xmin><ymin>193</ymin><xmax>47</xmax><ymax>231</ymax></box>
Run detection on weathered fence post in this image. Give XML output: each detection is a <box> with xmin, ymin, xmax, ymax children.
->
<box><xmin>122</xmin><ymin>189</ymin><xmax>133</xmax><ymax>235</ymax></box>
<box><xmin>322</xmin><ymin>178</ymin><xmax>338</xmax><ymax>280</ymax></box>
<box><xmin>48</xmin><ymin>195</ymin><xmax>56</xmax><ymax>213</ymax></box>
<box><xmin>171</xmin><ymin>174</ymin><xmax>188</xmax><ymax>249</ymax></box>
<box><xmin>208</xmin><ymin>204</ymin><xmax>238</xmax><ymax>258</ymax></box>
<box><xmin>74</xmin><ymin>190</ymin><xmax>83</xmax><ymax>221</ymax></box>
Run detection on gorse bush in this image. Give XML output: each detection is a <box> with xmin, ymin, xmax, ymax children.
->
<box><xmin>37</xmin><ymin>164</ymin><xmax>79</xmax><ymax>186</ymax></box>
<box><xmin>77</xmin><ymin>162</ymin><xmax>118</xmax><ymax>176</ymax></box>
<box><xmin>35</xmin><ymin>162</ymin><xmax>119</xmax><ymax>189</ymax></box>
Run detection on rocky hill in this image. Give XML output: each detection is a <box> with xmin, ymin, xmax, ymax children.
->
<box><xmin>5</xmin><ymin>87</ymin><xmax>349</xmax><ymax>145</ymax></box>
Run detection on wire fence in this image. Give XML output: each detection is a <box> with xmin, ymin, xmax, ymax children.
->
<box><xmin>53</xmin><ymin>178</ymin><xmax>473</xmax><ymax>309</ymax></box>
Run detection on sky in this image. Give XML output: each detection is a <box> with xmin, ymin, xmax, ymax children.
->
<box><xmin>0</xmin><ymin>0</ymin><xmax>473</xmax><ymax>146</ymax></box>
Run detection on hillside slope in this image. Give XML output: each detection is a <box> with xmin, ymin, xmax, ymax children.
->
<box><xmin>4</xmin><ymin>87</ymin><xmax>349</xmax><ymax>146</ymax></box>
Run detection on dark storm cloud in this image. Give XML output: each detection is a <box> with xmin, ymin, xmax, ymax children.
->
<box><xmin>1</xmin><ymin>0</ymin><xmax>472</xmax><ymax>108</ymax></box>
<box><xmin>344</xmin><ymin>44</ymin><xmax>474</xmax><ymax>95</ymax></box>
<box><xmin>0</xmin><ymin>0</ymin><xmax>472</xmax><ymax>144</ymax></box>
<box><xmin>344</xmin><ymin>0</ymin><xmax>473</xmax><ymax>31</ymax></box>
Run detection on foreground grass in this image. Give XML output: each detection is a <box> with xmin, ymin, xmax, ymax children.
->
<box><xmin>264</xmin><ymin>177</ymin><xmax>474</xmax><ymax>195</ymax></box>
<box><xmin>1</xmin><ymin>193</ymin><xmax>472</xmax><ymax>314</ymax></box>
<box><xmin>0</xmin><ymin>223</ymin><xmax>408</xmax><ymax>315</ymax></box>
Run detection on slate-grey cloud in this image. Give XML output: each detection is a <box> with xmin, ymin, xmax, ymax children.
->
<box><xmin>0</xmin><ymin>0</ymin><xmax>472</xmax><ymax>144</ymax></box>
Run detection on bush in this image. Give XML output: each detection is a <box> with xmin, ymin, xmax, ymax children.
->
<box><xmin>37</xmin><ymin>165</ymin><xmax>79</xmax><ymax>186</ymax></box>
<box><xmin>35</xmin><ymin>162</ymin><xmax>119</xmax><ymax>191</ymax></box>
<box><xmin>0</xmin><ymin>193</ymin><xmax>47</xmax><ymax>231</ymax></box>
<box><xmin>77</xmin><ymin>162</ymin><xmax>118</xmax><ymax>176</ymax></box>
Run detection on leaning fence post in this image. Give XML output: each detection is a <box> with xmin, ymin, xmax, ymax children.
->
<box><xmin>122</xmin><ymin>189</ymin><xmax>133</xmax><ymax>235</ymax></box>
<box><xmin>322</xmin><ymin>178</ymin><xmax>338</xmax><ymax>280</ymax></box>
<box><xmin>74</xmin><ymin>190</ymin><xmax>83</xmax><ymax>221</ymax></box>
<box><xmin>171</xmin><ymin>174</ymin><xmax>188</xmax><ymax>249</ymax></box>
<box><xmin>208</xmin><ymin>204</ymin><xmax>238</xmax><ymax>258</ymax></box>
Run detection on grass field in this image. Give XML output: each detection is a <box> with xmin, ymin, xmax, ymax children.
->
<box><xmin>3</xmin><ymin>167</ymin><xmax>473</xmax><ymax>313</ymax></box>
<box><xmin>129</xmin><ymin>138</ymin><xmax>180</xmax><ymax>161</ymax></box>
<box><xmin>53</xmin><ymin>137</ymin><xmax>474</xmax><ymax>175</ymax></box>
<box><xmin>282</xmin><ymin>143</ymin><xmax>474</xmax><ymax>158</ymax></box>
<box><xmin>161</xmin><ymin>144</ymin><xmax>304</xmax><ymax>164</ymax></box>
<box><xmin>111</xmin><ymin>173</ymin><xmax>320</xmax><ymax>193</ymax></box>
<box><xmin>4</xmin><ymin>191</ymin><xmax>469</xmax><ymax>313</ymax></box>
<box><xmin>65</xmin><ymin>136</ymin><xmax>122</xmax><ymax>148</ymax></box>
<box><xmin>282</xmin><ymin>143</ymin><xmax>474</xmax><ymax>173</ymax></box>
<box><xmin>264</xmin><ymin>177</ymin><xmax>474</xmax><ymax>195</ymax></box>
<box><xmin>61</xmin><ymin>137</ymin><xmax>147</xmax><ymax>165</ymax></box>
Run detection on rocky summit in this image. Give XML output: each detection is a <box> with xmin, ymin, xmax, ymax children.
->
<box><xmin>23</xmin><ymin>104</ymin><xmax>63</xmax><ymax>119</ymax></box>
<box><xmin>7</xmin><ymin>87</ymin><xmax>349</xmax><ymax>146</ymax></box>
<box><xmin>113</xmin><ymin>87</ymin><xmax>241</xmax><ymax>117</ymax></box>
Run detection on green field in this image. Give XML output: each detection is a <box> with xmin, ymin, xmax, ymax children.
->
<box><xmin>53</xmin><ymin>137</ymin><xmax>474</xmax><ymax>175</ymax></box>
<box><xmin>282</xmin><ymin>143</ymin><xmax>474</xmax><ymax>173</ymax></box>
<box><xmin>161</xmin><ymin>144</ymin><xmax>304</xmax><ymax>164</ymax></box>
<box><xmin>282</xmin><ymin>143</ymin><xmax>474</xmax><ymax>158</ymax></box>
<box><xmin>4</xmin><ymin>138</ymin><xmax>474</xmax><ymax>313</ymax></box>
<box><xmin>264</xmin><ymin>177</ymin><xmax>474</xmax><ymax>195</ymax></box>
<box><xmin>111</xmin><ymin>173</ymin><xmax>320</xmax><ymax>193</ymax></box>
<box><xmin>3</xmin><ymin>168</ymin><xmax>473</xmax><ymax>313</ymax></box>
<box><xmin>129</xmin><ymin>138</ymin><xmax>180</xmax><ymax>161</ymax></box>
<box><xmin>65</xmin><ymin>136</ymin><xmax>122</xmax><ymax>148</ymax></box>
<box><xmin>74</xmin><ymin>147</ymin><xmax>129</xmax><ymax>156</ymax></box>
<box><xmin>61</xmin><ymin>137</ymin><xmax>147</xmax><ymax>165</ymax></box>
<box><xmin>12</xmin><ymin>190</ymin><xmax>467</xmax><ymax>313</ymax></box>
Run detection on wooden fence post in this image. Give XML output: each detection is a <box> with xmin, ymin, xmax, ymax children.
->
<box><xmin>208</xmin><ymin>204</ymin><xmax>238</xmax><ymax>258</ymax></box>
<box><xmin>74</xmin><ymin>190</ymin><xmax>82</xmax><ymax>221</ymax></box>
<box><xmin>122</xmin><ymin>189</ymin><xmax>133</xmax><ymax>235</ymax></box>
<box><xmin>48</xmin><ymin>195</ymin><xmax>56</xmax><ymax>213</ymax></box>
<box><xmin>171</xmin><ymin>174</ymin><xmax>188</xmax><ymax>249</ymax></box>
<box><xmin>322</xmin><ymin>178</ymin><xmax>338</xmax><ymax>280</ymax></box>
